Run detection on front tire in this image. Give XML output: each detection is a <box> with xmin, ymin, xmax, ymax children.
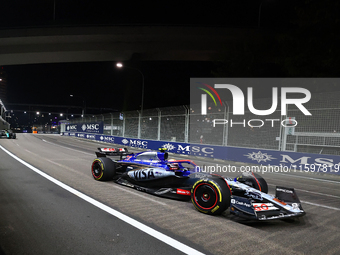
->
<box><xmin>191</xmin><ymin>178</ymin><xmax>231</xmax><ymax>215</ymax></box>
<box><xmin>91</xmin><ymin>157</ymin><xmax>116</xmax><ymax>181</ymax></box>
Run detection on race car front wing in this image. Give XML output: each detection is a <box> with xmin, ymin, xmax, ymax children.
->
<box><xmin>228</xmin><ymin>182</ymin><xmax>305</xmax><ymax>220</ymax></box>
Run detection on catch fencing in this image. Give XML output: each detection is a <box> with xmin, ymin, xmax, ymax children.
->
<box><xmin>64</xmin><ymin>91</ymin><xmax>340</xmax><ymax>156</ymax></box>
<box><xmin>67</xmin><ymin>106</ymin><xmax>189</xmax><ymax>143</ymax></box>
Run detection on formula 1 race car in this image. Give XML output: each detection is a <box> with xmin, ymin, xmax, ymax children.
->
<box><xmin>91</xmin><ymin>148</ymin><xmax>306</xmax><ymax>220</ymax></box>
<box><xmin>0</xmin><ymin>130</ymin><xmax>16</xmax><ymax>139</ymax></box>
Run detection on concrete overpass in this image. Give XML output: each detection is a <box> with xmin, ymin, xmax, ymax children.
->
<box><xmin>0</xmin><ymin>25</ymin><xmax>265</xmax><ymax>65</ymax></box>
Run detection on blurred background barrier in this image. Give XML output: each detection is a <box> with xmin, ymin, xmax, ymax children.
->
<box><xmin>61</xmin><ymin>131</ymin><xmax>340</xmax><ymax>175</ymax></box>
<box><xmin>0</xmin><ymin>99</ymin><xmax>10</xmax><ymax>130</ymax></box>
<box><xmin>62</xmin><ymin>91</ymin><xmax>340</xmax><ymax>156</ymax></box>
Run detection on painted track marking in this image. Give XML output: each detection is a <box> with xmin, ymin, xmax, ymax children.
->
<box><xmin>0</xmin><ymin>145</ymin><xmax>205</xmax><ymax>255</ymax></box>
<box><xmin>300</xmin><ymin>201</ymin><xmax>340</xmax><ymax>211</ymax></box>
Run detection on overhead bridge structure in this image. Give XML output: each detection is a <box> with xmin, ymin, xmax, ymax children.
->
<box><xmin>0</xmin><ymin>25</ymin><xmax>264</xmax><ymax>65</ymax></box>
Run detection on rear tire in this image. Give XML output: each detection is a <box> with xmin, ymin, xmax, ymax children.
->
<box><xmin>91</xmin><ymin>157</ymin><xmax>116</xmax><ymax>181</ymax></box>
<box><xmin>236</xmin><ymin>172</ymin><xmax>268</xmax><ymax>193</ymax></box>
<box><xmin>191</xmin><ymin>178</ymin><xmax>231</xmax><ymax>215</ymax></box>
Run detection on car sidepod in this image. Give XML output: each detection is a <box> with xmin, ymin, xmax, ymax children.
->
<box><xmin>115</xmin><ymin>167</ymin><xmax>193</xmax><ymax>200</ymax></box>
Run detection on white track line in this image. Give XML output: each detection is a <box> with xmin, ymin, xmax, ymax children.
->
<box><xmin>300</xmin><ymin>201</ymin><xmax>340</xmax><ymax>211</ymax></box>
<box><xmin>0</xmin><ymin>145</ymin><xmax>205</xmax><ymax>255</ymax></box>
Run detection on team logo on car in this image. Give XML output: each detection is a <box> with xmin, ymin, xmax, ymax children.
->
<box><xmin>253</xmin><ymin>203</ymin><xmax>278</xmax><ymax>211</ymax></box>
<box><xmin>245</xmin><ymin>189</ymin><xmax>263</xmax><ymax>200</ymax></box>
<box><xmin>244</xmin><ymin>151</ymin><xmax>276</xmax><ymax>163</ymax></box>
<box><xmin>128</xmin><ymin>169</ymin><xmax>155</xmax><ymax>180</ymax></box>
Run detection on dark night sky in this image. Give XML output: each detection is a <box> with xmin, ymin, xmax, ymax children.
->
<box><xmin>1</xmin><ymin>0</ymin><xmax>283</xmax><ymax>113</ymax></box>
<box><xmin>0</xmin><ymin>0</ymin><xmax>338</xmax><ymax>124</ymax></box>
<box><xmin>4</xmin><ymin>61</ymin><xmax>214</xmax><ymax>112</ymax></box>
<box><xmin>0</xmin><ymin>1</ymin><xmax>272</xmax><ymax>28</ymax></box>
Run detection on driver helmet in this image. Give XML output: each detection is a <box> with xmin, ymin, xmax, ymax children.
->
<box><xmin>168</xmin><ymin>163</ymin><xmax>179</xmax><ymax>171</ymax></box>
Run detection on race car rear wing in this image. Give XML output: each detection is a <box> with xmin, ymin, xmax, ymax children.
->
<box><xmin>96</xmin><ymin>148</ymin><xmax>130</xmax><ymax>159</ymax></box>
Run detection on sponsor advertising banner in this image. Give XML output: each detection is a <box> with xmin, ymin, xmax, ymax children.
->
<box><xmin>62</xmin><ymin>132</ymin><xmax>340</xmax><ymax>175</ymax></box>
<box><xmin>65</xmin><ymin>122</ymin><xmax>103</xmax><ymax>134</ymax></box>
